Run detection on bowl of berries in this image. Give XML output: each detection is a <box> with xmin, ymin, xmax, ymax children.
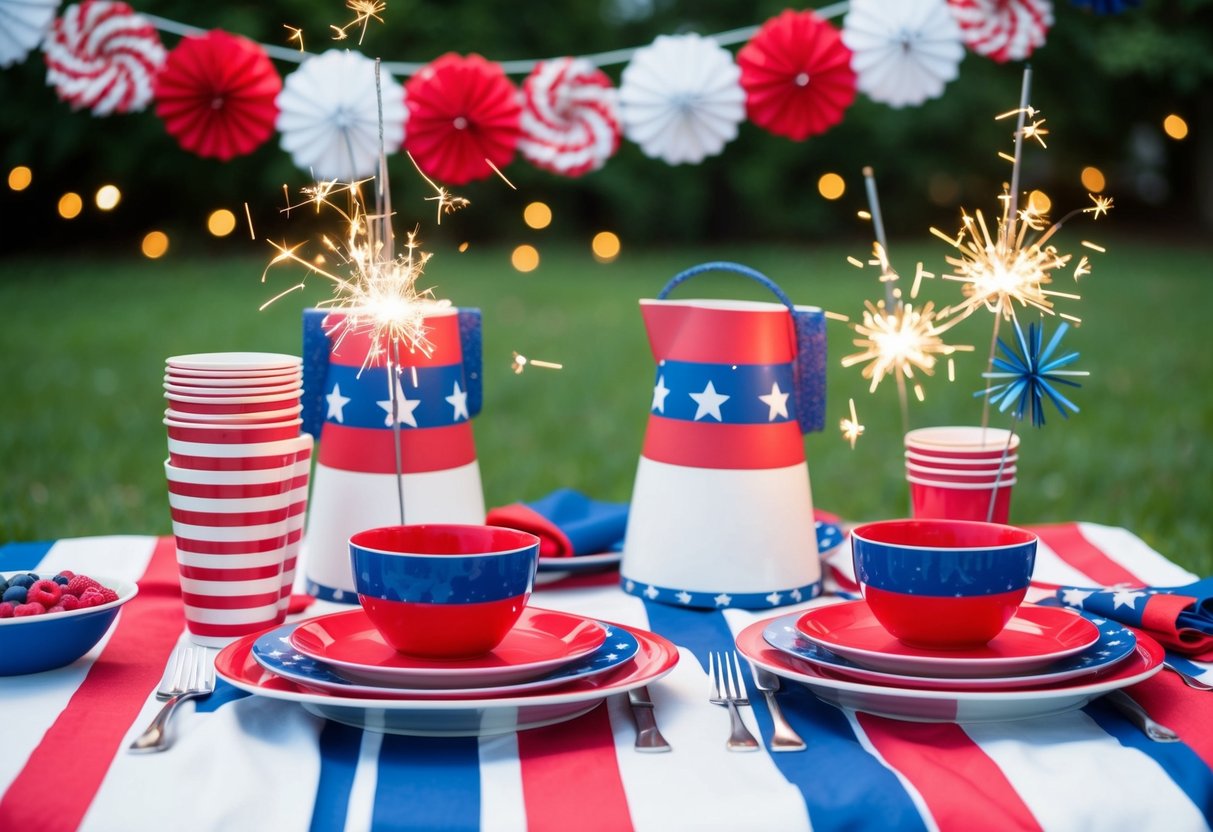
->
<box><xmin>0</xmin><ymin>571</ymin><xmax>139</xmax><ymax>675</ymax></box>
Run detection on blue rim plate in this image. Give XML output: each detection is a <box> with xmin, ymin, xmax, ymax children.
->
<box><xmin>764</xmin><ymin>612</ymin><xmax>1137</xmax><ymax>691</ymax></box>
<box><xmin>254</xmin><ymin>620</ymin><xmax>640</xmax><ymax>698</ymax></box>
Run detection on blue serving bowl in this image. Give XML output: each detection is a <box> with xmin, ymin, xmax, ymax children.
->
<box><xmin>0</xmin><ymin>573</ymin><xmax>139</xmax><ymax>676</ymax></box>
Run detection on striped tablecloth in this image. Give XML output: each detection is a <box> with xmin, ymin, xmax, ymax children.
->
<box><xmin>1</xmin><ymin>524</ymin><xmax>1210</xmax><ymax>832</ymax></box>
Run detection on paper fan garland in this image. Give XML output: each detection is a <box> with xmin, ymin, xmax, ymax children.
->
<box><xmin>154</xmin><ymin>30</ymin><xmax>281</xmax><ymax>161</ymax></box>
<box><xmin>0</xmin><ymin>0</ymin><xmax>59</xmax><ymax>68</ymax></box>
<box><xmin>736</xmin><ymin>10</ymin><xmax>856</xmax><ymax>141</ymax></box>
<box><xmin>517</xmin><ymin>57</ymin><xmax>620</xmax><ymax>177</ymax></box>
<box><xmin>277</xmin><ymin>49</ymin><xmax>406</xmax><ymax>181</ymax></box>
<box><xmin>842</xmin><ymin>0</ymin><xmax>964</xmax><ymax>109</ymax></box>
<box><xmin>619</xmin><ymin>34</ymin><xmax>745</xmax><ymax>165</ymax></box>
<box><xmin>1069</xmin><ymin>0</ymin><xmax>1139</xmax><ymax>13</ymax></box>
<box><xmin>44</xmin><ymin>1</ymin><xmax>165</xmax><ymax>116</ymax></box>
<box><xmin>404</xmin><ymin>53</ymin><xmax>521</xmax><ymax>186</ymax></box>
<box><xmin>947</xmin><ymin>0</ymin><xmax>1053</xmax><ymax>63</ymax></box>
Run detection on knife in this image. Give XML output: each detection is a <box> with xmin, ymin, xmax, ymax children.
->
<box><xmin>627</xmin><ymin>686</ymin><xmax>672</xmax><ymax>752</ymax></box>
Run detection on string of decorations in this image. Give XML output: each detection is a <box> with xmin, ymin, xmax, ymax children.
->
<box><xmin>3</xmin><ymin>0</ymin><xmax>1137</xmax><ymax>187</ymax></box>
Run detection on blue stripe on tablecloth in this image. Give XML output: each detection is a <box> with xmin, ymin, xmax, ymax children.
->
<box><xmin>0</xmin><ymin>540</ymin><xmax>56</xmax><ymax>572</ymax></box>
<box><xmin>370</xmin><ymin>735</ymin><xmax>481</xmax><ymax>831</ymax></box>
<box><xmin>194</xmin><ymin>679</ymin><xmax>250</xmax><ymax>712</ymax></box>
<box><xmin>641</xmin><ymin>602</ymin><xmax>928</xmax><ymax>831</ymax></box>
<box><xmin>1167</xmin><ymin>655</ymin><xmax>1213</xmax><ymax>682</ymax></box>
<box><xmin>1084</xmin><ymin>699</ymin><xmax>1213</xmax><ymax>822</ymax></box>
<box><xmin>310</xmin><ymin>722</ymin><xmax>364</xmax><ymax>832</ymax></box>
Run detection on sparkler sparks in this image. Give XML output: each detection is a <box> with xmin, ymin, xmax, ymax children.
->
<box><xmin>331</xmin><ymin>1</ymin><xmax>386</xmax><ymax>44</ymax></box>
<box><xmin>405</xmin><ymin>152</ymin><xmax>470</xmax><ymax>224</ymax></box>
<box><xmin>284</xmin><ymin>25</ymin><xmax>304</xmax><ymax>52</ymax></box>
<box><xmin>511</xmin><ymin>353</ymin><xmax>564</xmax><ymax>374</ymax></box>
<box><xmin>840</xmin><ymin>398</ymin><xmax>864</xmax><ymax>449</ymax></box>
<box><xmin>840</xmin><ymin>300</ymin><xmax>972</xmax><ymax>394</ymax></box>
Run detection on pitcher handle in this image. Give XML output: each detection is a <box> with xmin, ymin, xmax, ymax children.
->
<box><xmin>657</xmin><ymin>261</ymin><xmax>826</xmax><ymax>434</ymax></box>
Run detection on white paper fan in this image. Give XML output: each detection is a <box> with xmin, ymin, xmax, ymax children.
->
<box><xmin>843</xmin><ymin>0</ymin><xmax>965</xmax><ymax>109</ymax></box>
<box><xmin>619</xmin><ymin>33</ymin><xmax>745</xmax><ymax>166</ymax></box>
<box><xmin>276</xmin><ymin>49</ymin><xmax>407</xmax><ymax>181</ymax></box>
<box><xmin>0</xmin><ymin>0</ymin><xmax>59</xmax><ymax>67</ymax></box>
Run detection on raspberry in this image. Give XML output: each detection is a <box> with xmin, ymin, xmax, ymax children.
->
<box><xmin>77</xmin><ymin>588</ymin><xmax>106</xmax><ymax>608</ymax></box>
<box><xmin>46</xmin><ymin>604</ymin><xmax>66</xmax><ymax>613</ymax></box>
<box><xmin>13</xmin><ymin>603</ymin><xmax>45</xmax><ymax>617</ymax></box>
<box><xmin>67</xmin><ymin>575</ymin><xmax>101</xmax><ymax>597</ymax></box>
<box><xmin>98</xmin><ymin>587</ymin><xmax>119</xmax><ymax>604</ymax></box>
<box><xmin>59</xmin><ymin>594</ymin><xmax>80</xmax><ymax>611</ymax></box>
<box><xmin>27</xmin><ymin>579</ymin><xmax>62</xmax><ymax>608</ymax></box>
<box><xmin>2</xmin><ymin>585</ymin><xmax>27</xmax><ymax>604</ymax></box>
<box><xmin>0</xmin><ymin>602</ymin><xmax>13</xmax><ymax>618</ymax></box>
<box><xmin>57</xmin><ymin>570</ymin><xmax>75</xmax><ymax>579</ymax></box>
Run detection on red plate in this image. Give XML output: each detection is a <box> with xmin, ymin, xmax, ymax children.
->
<box><xmin>797</xmin><ymin>601</ymin><xmax>1099</xmax><ymax>677</ymax></box>
<box><xmin>290</xmin><ymin>606</ymin><xmax>607</xmax><ymax>688</ymax></box>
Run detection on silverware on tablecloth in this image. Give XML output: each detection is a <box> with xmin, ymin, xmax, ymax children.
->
<box><xmin>749</xmin><ymin>664</ymin><xmax>806</xmax><ymax>752</ymax></box>
<box><xmin>626</xmin><ymin>686</ymin><xmax>672</xmax><ymax>752</ymax></box>
<box><xmin>708</xmin><ymin>651</ymin><xmax>760</xmax><ymax>752</ymax></box>
<box><xmin>1163</xmin><ymin>661</ymin><xmax>1213</xmax><ymax>691</ymax></box>
<box><xmin>129</xmin><ymin>646</ymin><xmax>216</xmax><ymax>753</ymax></box>
<box><xmin>1104</xmin><ymin>690</ymin><xmax>1180</xmax><ymax>743</ymax></box>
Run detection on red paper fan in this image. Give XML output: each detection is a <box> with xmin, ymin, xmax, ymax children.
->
<box><xmin>153</xmin><ymin>30</ymin><xmax>281</xmax><ymax>161</ymax></box>
<box><xmin>404</xmin><ymin>53</ymin><xmax>521</xmax><ymax>186</ymax></box>
<box><xmin>737</xmin><ymin>9</ymin><xmax>857</xmax><ymax>141</ymax></box>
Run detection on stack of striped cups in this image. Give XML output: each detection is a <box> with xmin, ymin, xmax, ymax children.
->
<box><xmin>163</xmin><ymin>352</ymin><xmax>312</xmax><ymax>647</ymax></box>
<box><xmin>904</xmin><ymin>427</ymin><xmax>1019</xmax><ymax>524</ymax></box>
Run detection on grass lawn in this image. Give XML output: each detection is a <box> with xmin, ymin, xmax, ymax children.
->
<box><xmin>2</xmin><ymin>236</ymin><xmax>1210</xmax><ymax>576</ymax></box>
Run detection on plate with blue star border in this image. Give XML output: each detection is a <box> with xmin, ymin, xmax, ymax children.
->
<box><xmin>253</xmin><ymin>619</ymin><xmax>640</xmax><ymax>698</ymax></box>
<box><xmin>764</xmin><ymin>612</ymin><xmax>1137</xmax><ymax>691</ymax></box>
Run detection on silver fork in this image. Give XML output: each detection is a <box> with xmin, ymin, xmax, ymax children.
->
<box><xmin>708</xmin><ymin>651</ymin><xmax>759</xmax><ymax>752</ymax></box>
<box><xmin>129</xmin><ymin>646</ymin><xmax>216</xmax><ymax>753</ymax></box>
<box><xmin>749</xmin><ymin>664</ymin><xmax>806</xmax><ymax>752</ymax></box>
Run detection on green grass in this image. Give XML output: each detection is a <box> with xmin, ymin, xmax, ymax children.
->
<box><xmin>2</xmin><ymin>237</ymin><xmax>1211</xmax><ymax>577</ymax></box>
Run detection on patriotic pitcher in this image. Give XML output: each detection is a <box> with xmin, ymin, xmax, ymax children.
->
<box><xmin>621</xmin><ymin>263</ymin><xmax>827</xmax><ymax>609</ymax></box>
<box><xmin>299</xmin><ymin>307</ymin><xmax>486</xmax><ymax>602</ymax></box>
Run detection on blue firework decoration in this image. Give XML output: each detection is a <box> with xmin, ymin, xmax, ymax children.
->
<box><xmin>1069</xmin><ymin>0</ymin><xmax>1141</xmax><ymax>14</ymax></box>
<box><xmin>977</xmin><ymin>318</ymin><xmax>1089</xmax><ymax>427</ymax></box>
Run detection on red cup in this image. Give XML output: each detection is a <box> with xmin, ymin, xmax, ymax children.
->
<box><xmin>905</xmin><ymin>460</ymin><xmax>1017</xmax><ymax>484</ymax></box>
<box><xmin>908</xmin><ymin>475</ymin><xmax>1016</xmax><ymax>524</ymax></box>
<box><xmin>905</xmin><ymin>426</ymin><xmax>1020</xmax><ymax>461</ymax></box>
<box><xmin>166</xmin><ymin>352</ymin><xmax>301</xmax><ymax>372</ymax></box>
<box><xmin>166</xmin><ymin>392</ymin><xmax>302</xmax><ymax>415</ymax></box>
<box><xmin>166</xmin><ymin>365</ymin><xmax>301</xmax><ymax>380</ymax></box>
<box><xmin>905</xmin><ymin>450</ymin><xmax>1018</xmax><ymax>468</ymax></box>
<box><xmin>164</xmin><ymin>380</ymin><xmax>303</xmax><ymax>397</ymax></box>
<box><xmin>165</xmin><ymin>405</ymin><xmax>303</xmax><ymax>425</ymax></box>
<box><xmin>163</xmin><ymin>374</ymin><xmax>301</xmax><ymax>390</ymax></box>
<box><xmin>166</xmin><ymin>433</ymin><xmax>313</xmax><ymax>470</ymax></box>
<box><xmin>163</xmin><ymin>417</ymin><xmax>301</xmax><ymax>444</ymax></box>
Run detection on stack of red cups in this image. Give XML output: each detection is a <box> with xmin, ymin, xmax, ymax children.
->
<box><xmin>163</xmin><ymin>352</ymin><xmax>312</xmax><ymax>647</ymax></box>
<box><xmin>904</xmin><ymin>426</ymin><xmax>1019</xmax><ymax>524</ymax></box>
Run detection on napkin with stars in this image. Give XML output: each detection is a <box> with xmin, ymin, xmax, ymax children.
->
<box><xmin>1056</xmin><ymin>578</ymin><xmax>1213</xmax><ymax>659</ymax></box>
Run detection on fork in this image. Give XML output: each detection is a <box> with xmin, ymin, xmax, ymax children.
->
<box><xmin>129</xmin><ymin>646</ymin><xmax>216</xmax><ymax>753</ymax></box>
<box><xmin>749</xmin><ymin>664</ymin><xmax>806</xmax><ymax>752</ymax></box>
<box><xmin>708</xmin><ymin>651</ymin><xmax>760</xmax><ymax>752</ymax></box>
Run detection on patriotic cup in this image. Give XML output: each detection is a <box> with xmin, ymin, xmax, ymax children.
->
<box><xmin>166</xmin><ymin>434</ymin><xmax>313</xmax><ymax>471</ymax></box>
<box><xmin>164</xmin><ymin>434</ymin><xmax>313</xmax><ymax>647</ymax></box>
<box><xmin>165</xmin><ymin>405</ymin><xmax>304</xmax><ymax>424</ymax></box>
<box><xmin>908</xmin><ymin>475</ymin><xmax>1016</xmax><ymax>525</ymax></box>
<box><xmin>167</xmin><ymin>391</ymin><xmax>305</xmax><ymax>416</ymax></box>
<box><xmin>904</xmin><ymin>426</ymin><xmax>1020</xmax><ymax>461</ymax></box>
<box><xmin>163</xmin><ymin>416</ymin><xmax>302</xmax><ymax>444</ymax></box>
<box><xmin>349</xmin><ymin>524</ymin><xmax>540</xmax><ymax>658</ymax></box>
<box><xmin>905</xmin><ymin>449</ymin><xmax>1018</xmax><ymax>468</ymax></box>
<box><xmin>851</xmin><ymin>519</ymin><xmax>1038</xmax><ymax>648</ymax></box>
<box><xmin>164</xmin><ymin>380</ymin><xmax>303</xmax><ymax>397</ymax></box>
<box><xmin>904</xmin><ymin>460</ymin><xmax>1017</xmax><ymax>484</ymax></box>
<box><xmin>167</xmin><ymin>351</ymin><xmax>302</xmax><ymax>372</ymax></box>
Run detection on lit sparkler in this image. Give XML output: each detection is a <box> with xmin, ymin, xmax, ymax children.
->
<box><xmin>841</xmin><ymin>299</ymin><xmax>972</xmax><ymax>394</ymax></box>
<box><xmin>511</xmin><ymin>352</ymin><xmax>564</xmax><ymax>374</ymax></box>
<box><xmin>840</xmin><ymin>398</ymin><xmax>864</xmax><ymax>449</ymax></box>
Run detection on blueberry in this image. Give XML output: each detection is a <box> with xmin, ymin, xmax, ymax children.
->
<box><xmin>2</xmin><ymin>585</ymin><xmax>27</xmax><ymax>604</ymax></box>
<box><xmin>52</xmin><ymin>575</ymin><xmax>70</xmax><ymax>586</ymax></box>
<box><xmin>9</xmin><ymin>574</ymin><xmax>36</xmax><ymax>589</ymax></box>
<box><xmin>0</xmin><ymin>579</ymin><xmax>8</xmax><ymax>595</ymax></box>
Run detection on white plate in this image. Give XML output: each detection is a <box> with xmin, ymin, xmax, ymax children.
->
<box><xmin>737</xmin><ymin>615</ymin><xmax>1163</xmax><ymax>723</ymax></box>
<box><xmin>216</xmin><ymin>619</ymin><xmax>679</xmax><ymax>736</ymax></box>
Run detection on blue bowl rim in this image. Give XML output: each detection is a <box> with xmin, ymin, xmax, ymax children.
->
<box><xmin>0</xmin><ymin>571</ymin><xmax>139</xmax><ymax>626</ymax></box>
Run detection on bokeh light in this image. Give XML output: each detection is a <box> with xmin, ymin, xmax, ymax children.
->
<box><xmin>141</xmin><ymin>231</ymin><xmax>169</xmax><ymax>259</ymax></box>
<box><xmin>95</xmin><ymin>184</ymin><xmax>121</xmax><ymax>211</ymax></box>
<box><xmin>523</xmin><ymin>201</ymin><xmax>552</xmax><ymax>230</ymax></box>
<box><xmin>591</xmin><ymin>231</ymin><xmax>621</xmax><ymax>263</ymax></box>
<box><xmin>8</xmin><ymin>166</ymin><xmax>32</xmax><ymax>192</ymax></box>
<box><xmin>57</xmin><ymin>192</ymin><xmax>83</xmax><ymax>219</ymax></box>
<box><xmin>1080</xmin><ymin>166</ymin><xmax>1106</xmax><ymax>193</ymax></box>
<box><xmin>511</xmin><ymin>244</ymin><xmax>539</xmax><ymax>272</ymax></box>
<box><xmin>817</xmin><ymin>172</ymin><xmax>845</xmax><ymax>200</ymax></box>
<box><xmin>207</xmin><ymin>208</ymin><xmax>237</xmax><ymax>237</ymax></box>
<box><xmin>1028</xmin><ymin>189</ymin><xmax>1052</xmax><ymax>214</ymax></box>
<box><xmin>1163</xmin><ymin>114</ymin><xmax>1189</xmax><ymax>141</ymax></box>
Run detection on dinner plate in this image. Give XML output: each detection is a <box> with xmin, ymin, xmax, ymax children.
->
<box><xmin>796</xmin><ymin>601</ymin><xmax>1100</xmax><ymax>677</ymax></box>
<box><xmin>765</xmin><ymin>614</ymin><xmax>1137</xmax><ymax>691</ymax></box>
<box><xmin>290</xmin><ymin>607</ymin><xmax>608</xmax><ymax>688</ymax></box>
<box><xmin>737</xmin><ymin>615</ymin><xmax>1163</xmax><ymax>723</ymax></box>
<box><xmin>253</xmin><ymin>620</ymin><xmax>640</xmax><ymax>698</ymax></box>
<box><xmin>215</xmin><ymin>620</ymin><xmax>679</xmax><ymax>737</ymax></box>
